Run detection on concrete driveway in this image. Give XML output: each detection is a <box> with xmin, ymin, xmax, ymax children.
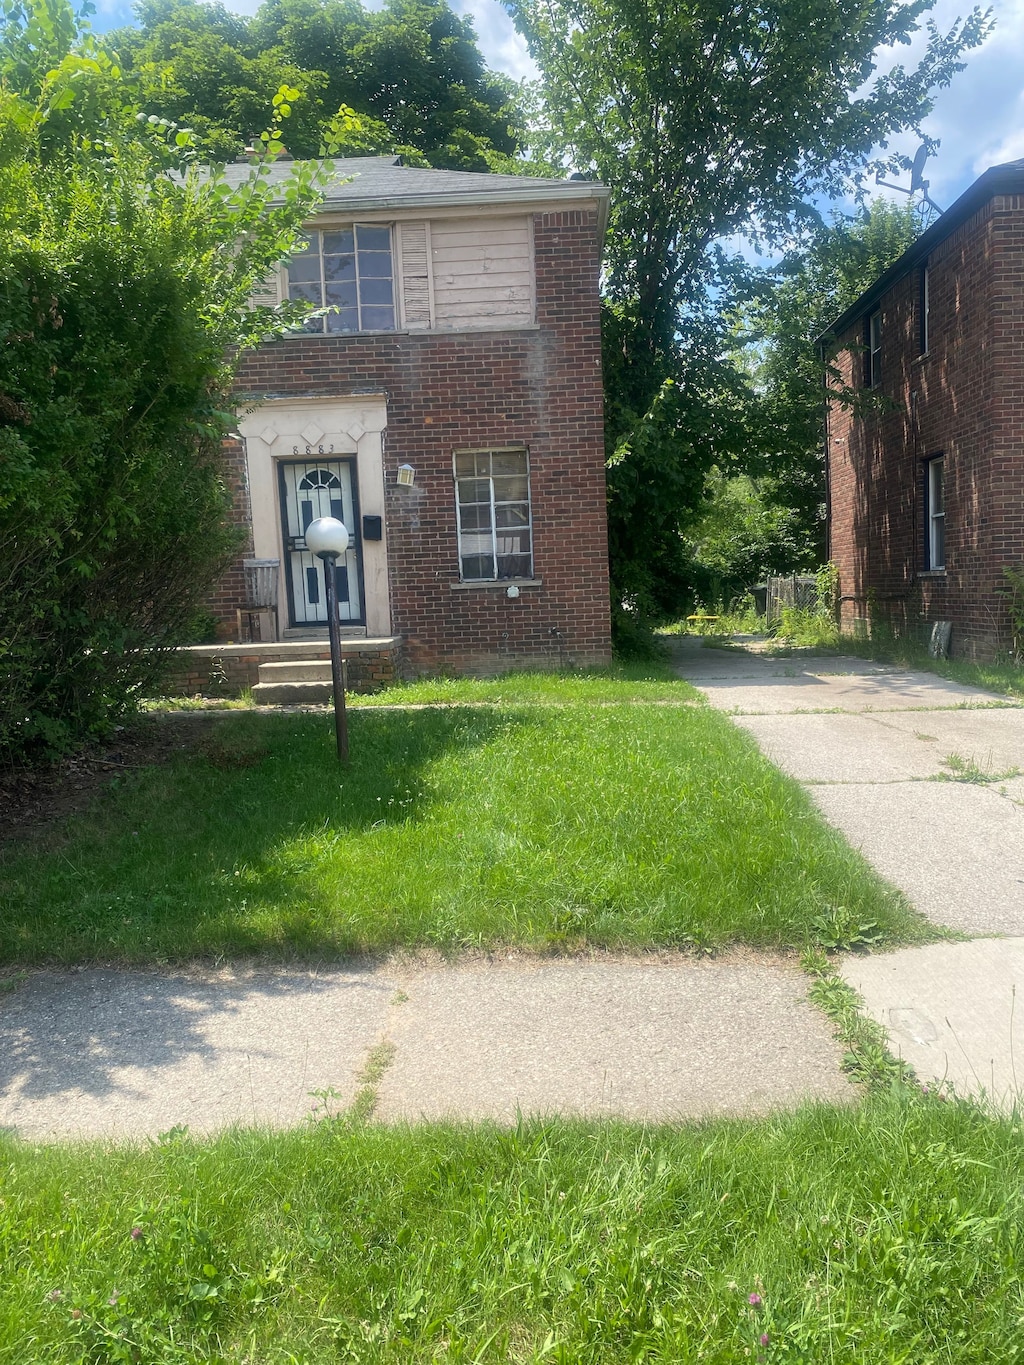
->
<box><xmin>674</xmin><ymin>637</ymin><xmax>1024</xmax><ymax>1104</ymax></box>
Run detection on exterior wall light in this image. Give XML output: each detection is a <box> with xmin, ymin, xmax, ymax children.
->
<box><xmin>305</xmin><ymin>516</ymin><xmax>351</xmax><ymax>763</ymax></box>
<box><xmin>396</xmin><ymin>464</ymin><xmax>416</xmax><ymax>486</ymax></box>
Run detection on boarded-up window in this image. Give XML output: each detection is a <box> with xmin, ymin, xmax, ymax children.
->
<box><xmin>431</xmin><ymin>217</ymin><xmax>533</xmax><ymax>330</ymax></box>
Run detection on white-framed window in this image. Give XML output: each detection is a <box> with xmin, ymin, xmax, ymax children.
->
<box><xmin>454</xmin><ymin>447</ymin><xmax>533</xmax><ymax>580</ymax></box>
<box><xmin>287</xmin><ymin>225</ymin><xmax>396</xmax><ymax>334</ymax></box>
<box><xmin>867</xmin><ymin>310</ymin><xmax>882</xmax><ymax>388</ymax></box>
<box><xmin>926</xmin><ymin>455</ymin><xmax>945</xmax><ymax>570</ymax></box>
<box><xmin>919</xmin><ymin>264</ymin><xmax>930</xmax><ymax>356</ymax></box>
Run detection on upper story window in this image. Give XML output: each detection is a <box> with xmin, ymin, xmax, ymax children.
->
<box><xmin>287</xmin><ymin>226</ymin><xmax>396</xmax><ymax>334</ymax></box>
<box><xmin>919</xmin><ymin>264</ymin><xmax>930</xmax><ymax>356</ymax></box>
<box><xmin>926</xmin><ymin>455</ymin><xmax>945</xmax><ymax>570</ymax></box>
<box><xmin>865</xmin><ymin>310</ymin><xmax>882</xmax><ymax>388</ymax></box>
<box><xmin>454</xmin><ymin>447</ymin><xmax>533</xmax><ymax>581</ymax></box>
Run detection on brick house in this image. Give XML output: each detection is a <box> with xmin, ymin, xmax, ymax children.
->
<box><xmin>822</xmin><ymin>158</ymin><xmax>1024</xmax><ymax>660</ymax></box>
<box><xmin>201</xmin><ymin>155</ymin><xmax>612</xmax><ymax>685</ymax></box>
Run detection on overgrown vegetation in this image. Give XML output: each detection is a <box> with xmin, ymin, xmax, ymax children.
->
<box><xmin>0</xmin><ymin>0</ymin><xmax>325</xmax><ymax>760</ymax></box>
<box><xmin>1002</xmin><ymin>566</ymin><xmax>1024</xmax><ymax>664</ymax></box>
<box><xmin>4</xmin><ymin>1091</ymin><xmax>1024</xmax><ymax>1361</ymax></box>
<box><xmin>0</xmin><ymin>687</ymin><xmax>930</xmax><ymax>963</ymax></box>
<box><xmin>505</xmin><ymin>0</ymin><xmax>991</xmax><ymax>639</ymax></box>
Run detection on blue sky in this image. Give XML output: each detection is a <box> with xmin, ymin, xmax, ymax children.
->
<box><xmin>92</xmin><ymin>0</ymin><xmax>1024</xmax><ymax>210</ymax></box>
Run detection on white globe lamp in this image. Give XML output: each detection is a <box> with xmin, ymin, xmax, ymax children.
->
<box><xmin>304</xmin><ymin>516</ymin><xmax>351</xmax><ymax>762</ymax></box>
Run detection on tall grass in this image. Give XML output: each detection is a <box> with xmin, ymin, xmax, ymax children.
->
<box><xmin>3</xmin><ymin>1093</ymin><xmax>1023</xmax><ymax>1362</ymax></box>
<box><xmin>0</xmin><ymin>697</ymin><xmax>928</xmax><ymax>963</ymax></box>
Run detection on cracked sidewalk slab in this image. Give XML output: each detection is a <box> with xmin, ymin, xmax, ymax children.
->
<box><xmin>843</xmin><ymin>939</ymin><xmax>1024</xmax><ymax>1110</ymax></box>
<box><xmin>0</xmin><ymin>955</ymin><xmax>855</xmax><ymax>1141</ymax></box>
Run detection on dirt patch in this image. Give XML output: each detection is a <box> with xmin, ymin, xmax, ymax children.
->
<box><xmin>0</xmin><ymin>713</ymin><xmax>223</xmax><ymax>847</ymax></box>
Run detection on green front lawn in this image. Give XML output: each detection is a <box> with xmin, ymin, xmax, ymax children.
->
<box><xmin>3</xmin><ymin>1094</ymin><xmax>1022</xmax><ymax>1362</ymax></box>
<box><xmin>0</xmin><ymin>677</ymin><xmax>929</xmax><ymax>963</ymax></box>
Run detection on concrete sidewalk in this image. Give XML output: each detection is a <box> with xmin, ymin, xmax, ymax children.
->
<box><xmin>674</xmin><ymin>637</ymin><xmax>1024</xmax><ymax>1105</ymax></box>
<box><xmin>673</xmin><ymin>638</ymin><xmax>1024</xmax><ymax>936</ymax></box>
<box><xmin>4</xmin><ymin>642</ymin><xmax>1022</xmax><ymax>1139</ymax></box>
<box><xmin>0</xmin><ymin>955</ymin><xmax>853</xmax><ymax>1141</ymax></box>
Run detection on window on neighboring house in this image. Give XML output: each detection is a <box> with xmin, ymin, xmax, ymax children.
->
<box><xmin>919</xmin><ymin>264</ymin><xmax>930</xmax><ymax>355</ymax></box>
<box><xmin>865</xmin><ymin>310</ymin><xmax>882</xmax><ymax>388</ymax></box>
<box><xmin>287</xmin><ymin>226</ymin><xmax>396</xmax><ymax>334</ymax></box>
<box><xmin>454</xmin><ymin>447</ymin><xmax>533</xmax><ymax>580</ymax></box>
<box><xmin>926</xmin><ymin>455</ymin><xmax>945</xmax><ymax>570</ymax></box>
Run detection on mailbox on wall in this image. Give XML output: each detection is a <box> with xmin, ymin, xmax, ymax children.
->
<box><xmin>362</xmin><ymin>515</ymin><xmax>383</xmax><ymax>541</ymax></box>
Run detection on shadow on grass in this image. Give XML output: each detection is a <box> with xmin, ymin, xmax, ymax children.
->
<box><xmin>0</xmin><ymin>708</ymin><xmax>529</xmax><ymax>964</ymax></box>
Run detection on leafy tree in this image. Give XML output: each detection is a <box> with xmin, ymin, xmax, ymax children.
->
<box><xmin>0</xmin><ymin>0</ymin><xmax>325</xmax><ymax>757</ymax></box>
<box><xmin>505</xmin><ymin>0</ymin><xmax>993</xmax><ymax>632</ymax></box>
<box><xmin>677</xmin><ymin>200</ymin><xmax>922</xmax><ymax>605</ymax></box>
<box><xmin>110</xmin><ymin>0</ymin><xmax>522</xmax><ymax>168</ymax></box>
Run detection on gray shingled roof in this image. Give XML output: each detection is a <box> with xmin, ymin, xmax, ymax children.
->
<box><xmin>216</xmin><ymin>154</ymin><xmax>609</xmax><ymax>219</ymax></box>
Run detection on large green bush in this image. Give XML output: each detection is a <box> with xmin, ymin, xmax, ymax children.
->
<box><xmin>0</xmin><ymin>1</ymin><xmax>323</xmax><ymax>758</ymax></box>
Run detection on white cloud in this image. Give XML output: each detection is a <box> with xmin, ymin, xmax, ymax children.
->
<box><xmin>450</xmin><ymin>0</ymin><xmax>537</xmax><ymax>81</ymax></box>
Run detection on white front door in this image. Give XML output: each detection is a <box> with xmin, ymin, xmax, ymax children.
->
<box><xmin>279</xmin><ymin>458</ymin><xmax>364</xmax><ymax>626</ymax></box>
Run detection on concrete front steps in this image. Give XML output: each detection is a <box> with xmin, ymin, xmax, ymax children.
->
<box><xmin>163</xmin><ymin>637</ymin><xmax>400</xmax><ymax>699</ymax></box>
<box><xmin>251</xmin><ymin>638</ymin><xmax>398</xmax><ymax>704</ymax></box>
<box><xmin>253</xmin><ymin>658</ymin><xmax>338</xmax><ymax>705</ymax></box>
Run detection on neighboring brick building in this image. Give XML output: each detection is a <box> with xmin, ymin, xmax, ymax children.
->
<box><xmin>208</xmin><ymin>155</ymin><xmax>612</xmax><ymax>676</ymax></box>
<box><xmin>822</xmin><ymin>158</ymin><xmax>1024</xmax><ymax>660</ymax></box>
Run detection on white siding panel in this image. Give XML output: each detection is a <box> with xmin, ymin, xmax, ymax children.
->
<box><xmin>431</xmin><ymin>215</ymin><xmax>533</xmax><ymax>330</ymax></box>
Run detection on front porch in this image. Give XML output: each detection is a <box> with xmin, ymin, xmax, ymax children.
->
<box><xmin>159</xmin><ymin>637</ymin><xmax>401</xmax><ymax>699</ymax></box>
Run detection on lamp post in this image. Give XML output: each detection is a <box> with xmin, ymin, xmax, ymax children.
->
<box><xmin>305</xmin><ymin>516</ymin><xmax>350</xmax><ymax>763</ymax></box>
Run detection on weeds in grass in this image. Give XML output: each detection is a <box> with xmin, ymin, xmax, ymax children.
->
<box><xmin>660</xmin><ymin>597</ymin><xmax>764</xmax><ymax>637</ymax></box>
<box><xmin>803</xmin><ymin>949</ymin><xmax>917</xmax><ymax>1092</ymax></box>
<box><xmin>938</xmin><ymin>752</ymin><xmax>1022</xmax><ymax>784</ymax></box>
<box><xmin>774</xmin><ymin>606</ymin><xmax>841</xmax><ymax>650</ymax></box>
<box><xmin>810</xmin><ymin>905</ymin><xmax>883</xmax><ymax>953</ymax></box>
<box><xmin>1000</xmin><ymin>565</ymin><xmax>1024</xmax><ymax>663</ymax></box>
<box><xmin>346</xmin><ymin>662</ymin><xmax>689</xmax><ymax>707</ymax></box>
<box><xmin>4</xmin><ymin>1092</ymin><xmax>1024</xmax><ymax>1361</ymax></box>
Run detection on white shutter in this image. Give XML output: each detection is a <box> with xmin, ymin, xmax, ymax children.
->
<box><xmin>250</xmin><ymin>264</ymin><xmax>285</xmax><ymax>310</ymax></box>
<box><xmin>397</xmin><ymin>221</ymin><xmax>433</xmax><ymax>330</ymax></box>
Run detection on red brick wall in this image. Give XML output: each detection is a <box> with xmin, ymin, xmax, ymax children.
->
<box><xmin>827</xmin><ymin>194</ymin><xmax>1024</xmax><ymax>659</ymax></box>
<box><xmin>216</xmin><ymin>208</ymin><xmax>612</xmax><ymax>674</ymax></box>
<box><xmin>207</xmin><ymin>436</ymin><xmax>255</xmax><ymax>628</ymax></box>
<box><xmin>161</xmin><ymin>644</ymin><xmax>397</xmax><ymax>695</ymax></box>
